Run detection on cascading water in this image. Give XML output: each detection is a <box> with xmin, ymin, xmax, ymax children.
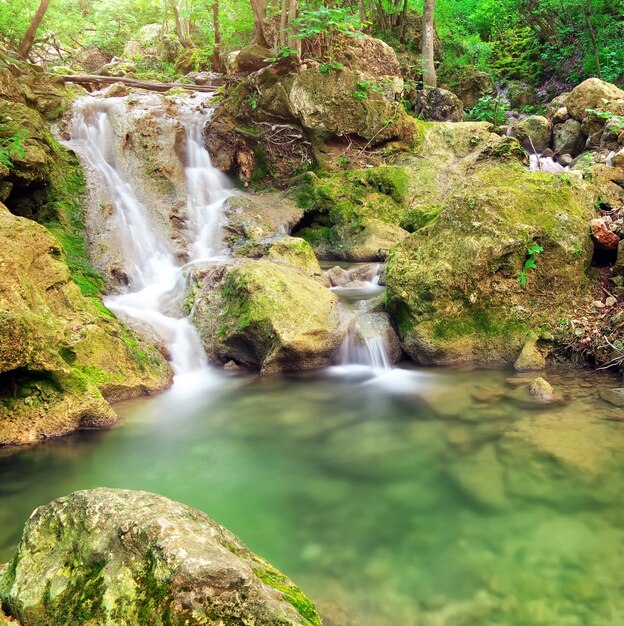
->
<box><xmin>329</xmin><ymin>264</ymin><xmax>395</xmax><ymax>372</ymax></box>
<box><xmin>69</xmin><ymin>93</ymin><xmax>231</xmax><ymax>383</ymax></box>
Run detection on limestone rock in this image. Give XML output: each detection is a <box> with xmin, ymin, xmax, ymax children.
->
<box><xmin>566</xmin><ymin>78</ymin><xmax>624</xmax><ymax>121</ymax></box>
<box><xmin>0</xmin><ymin>488</ymin><xmax>321</xmax><ymax>626</ymax></box>
<box><xmin>513</xmin><ymin>339</ymin><xmax>546</xmax><ymax>371</ymax></box>
<box><xmin>552</xmin><ymin>118</ymin><xmax>583</xmax><ymax>156</ymax></box>
<box><xmin>411</xmin><ymin>88</ymin><xmax>464</xmax><ymax>122</ymax></box>
<box><xmin>509</xmin><ymin>115</ymin><xmax>551</xmax><ymax>153</ymax></box>
<box><xmin>529</xmin><ymin>377</ymin><xmax>556</xmax><ymax>402</ymax></box>
<box><xmin>591</xmin><ymin>217</ymin><xmax>620</xmax><ymax>251</ymax></box>
<box><xmin>193</xmin><ymin>260</ymin><xmax>346</xmax><ymax>374</ymax></box>
<box><xmin>104</xmin><ymin>81</ymin><xmax>129</xmax><ymax>98</ymax></box>
<box><xmin>599</xmin><ymin>388</ymin><xmax>624</xmax><ymax>408</ymax></box>
<box><xmin>233</xmin><ymin>43</ymin><xmax>273</xmax><ymax>74</ymax></box>
<box><xmin>0</xmin><ymin>205</ymin><xmax>171</xmax><ymax>445</ymax></box>
<box><xmin>333</xmin><ymin>33</ymin><xmax>401</xmax><ymax>78</ymax></box>
<box><xmin>456</xmin><ymin>71</ymin><xmax>496</xmax><ymax>110</ymax></box>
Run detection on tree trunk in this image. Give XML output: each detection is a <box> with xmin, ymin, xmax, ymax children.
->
<box><xmin>18</xmin><ymin>0</ymin><xmax>50</xmax><ymax>60</ymax></box>
<box><xmin>398</xmin><ymin>0</ymin><xmax>409</xmax><ymax>42</ymax></box>
<box><xmin>213</xmin><ymin>0</ymin><xmax>221</xmax><ymax>44</ymax></box>
<box><xmin>170</xmin><ymin>0</ymin><xmax>192</xmax><ymax>48</ymax></box>
<box><xmin>250</xmin><ymin>0</ymin><xmax>269</xmax><ymax>48</ymax></box>
<box><xmin>421</xmin><ymin>0</ymin><xmax>436</xmax><ymax>88</ymax></box>
<box><xmin>287</xmin><ymin>0</ymin><xmax>299</xmax><ymax>54</ymax></box>
<box><xmin>585</xmin><ymin>3</ymin><xmax>602</xmax><ymax>79</ymax></box>
<box><xmin>279</xmin><ymin>0</ymin><xmax>288</xmax><ymax>47</ymax></box>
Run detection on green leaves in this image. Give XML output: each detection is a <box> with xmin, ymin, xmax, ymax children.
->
<box><xmin>466</xmin><ymin>95</ymin><xmax>509</xmax><ymax>126</ymax></box>
<box><xmin>517</xmin><ymin>243</ymin><xmax>544</xmax><ymax>288</ymax></box>
<box><xmin>0</xmin><ymin>119</ymin><xmax>28</xmax><ymax>172</ymax></box>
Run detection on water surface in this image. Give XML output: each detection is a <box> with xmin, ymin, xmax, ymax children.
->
<box><xmin>1</xmin><ymin>366</ymin><xmax>624</xmax><ymax>626</ymax></box>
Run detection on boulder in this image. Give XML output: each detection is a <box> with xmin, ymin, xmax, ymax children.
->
<box><xmin>287</xmin><ymin>68</ymin><xmax>404</xmax><ymax>143</ymax></box>
<box><xmin>513</xmin><ymin>338</ymin><xmax>546</xmax><ymax>371</ymax></box>
<box><xmin>0</xmin><ymin>205</ymin><xmax>171</xmax><ymax>445</ymax></box>
<box><xmin>0</xmin><ymin>489</ymin><xmax>321</xmax><ymax>626</ymax></box>
<box><xmin>385</xmin><ymin>161</ymin><xmax>595</xmax><ymax>365</ymax></box>
<box><xmin>552</xmin><ymin>118</ymin><xmax>583</xmax><ymax>156</ymax></box>
<box><xmin>529</xmin><ymin>377</ymin><xmax>557</xmax><ymax>402</ymax></box>
<box><xmin>411</xmin><ymin>88</ymin><xmax>464</xmax><ymax>122</ymax></box>
<box><xmin>233</xmin><ymin>43</ymin><xmax>273</xmax><ymax>74</ymax></box>
<box><xmin>456</xmin><ymin>71</ymin><xmax>496</xmax><ymax>110</ymax></box>
<box><xmin>333</xmin><ymin>33</ymin><xmax>401</xmax><ymax>78</ymax></box>
<box><xmin>74</xmin><ymin>47</ymin><xmax>111</xmax><ymax>73</ymax></box>
<box><xmin>566</xmin><ymin>78</ymin><xmax>624</xmax><ymax>121</ymax></box>
<box><xmin>193</xmin><ymin>260</ymin><xmax>346</xmax><ymax>374</ymax></box>
<box><xmin>343</xmin><ymin>312</ymin><xmax>403</xmax><ymax>364</ymax></box>
<box><xmin>509</xmin><ymin>115</ymin><xmax>551</xmax><ymax>153</ymax></box>
<box><xmin>99</xmin><ymin>57</ymin><xmax>137</xmax><ymax>77</ymax></box>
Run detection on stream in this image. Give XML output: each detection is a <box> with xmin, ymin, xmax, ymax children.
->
<box><xmin>1</xmin><ymin>92</ymin><xmax>624</xmax><ymax>625</ymax></box>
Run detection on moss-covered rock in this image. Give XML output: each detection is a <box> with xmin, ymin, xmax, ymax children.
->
<box><xmin>0</xmin><ymin>205</ymin><xmax>171</xmax><ymax>445</ymax></box>
<box><xmin>193</xmin><ymin>260</ymin><xmax>346</xmax><ymax>374</ymax></box>
<box><xmin>385</xmin><ymin>163</ymin><xmax>595</xmax><ymax>365</ymax></box>
<box><xmin>509</xmin><ymin>115</ymin><xmax>551</xmax><ymax>153</ymax></box>
<box><xmin>0</xmin><ymin>488</ymin><xmax>321</xmax><ymax>626</ymax></box>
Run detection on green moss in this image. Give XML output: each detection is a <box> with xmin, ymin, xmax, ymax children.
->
<box><xmin>254</xmin><ymin>566</ymin><xmax>322</xmax><ymax>626</ymax></box>
<box><xmin>400</xmin><ymin>203</ymin><xmax>442</xmax><ymax>232</ymax></box>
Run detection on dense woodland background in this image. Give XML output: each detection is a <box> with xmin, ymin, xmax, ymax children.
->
<box><xmin>2</xmin><ymin>0</ymin><xmax>623</xmax><ymax>92</ymax></box>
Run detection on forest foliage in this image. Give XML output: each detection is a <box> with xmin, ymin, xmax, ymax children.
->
<box><xmin>0</xmin><ymin>0</ymin><xmax>622</xmax><ymax>87</ymax></box>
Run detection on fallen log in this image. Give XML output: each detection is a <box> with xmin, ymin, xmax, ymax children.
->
<box><xmin>60</xmin><ymin>74</ymin><xmax>219</xmax><ymax>93</ymax></box>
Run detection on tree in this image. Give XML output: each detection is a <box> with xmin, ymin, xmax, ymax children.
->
<box><xmin>250</xmin><ymin>0</ymin><xmax>269</xmax><ymax>47</ymax></box>
<box><xmin>18</xmin><ymin>0</ymin><xmax>50</xmax><ymax>60</ymax></box>
<box><xmin>421</xmin><ymin>0</ymin><xmax>437</xmax><ymax>88</ymax></box>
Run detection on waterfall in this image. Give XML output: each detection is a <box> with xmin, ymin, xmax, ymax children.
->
<box><xmin>69</xmin><ymin>94</ymin><xmax>231</xmax><ymax>382</ymax></box>
<box><xmin>329</xmin><ymin>264</ymin><xmax>394</xmax><ymax>372</ymax></box>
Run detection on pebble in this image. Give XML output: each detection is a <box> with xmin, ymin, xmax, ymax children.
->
<box><xmin>605</xmin><ymin>296</ymin><xmax>617</xmax><ymax>307</ymax></box>
<box><xmin>593</xmin><ymin>300</ymin><xmax>605</xmax><ymax>308</ymax></box>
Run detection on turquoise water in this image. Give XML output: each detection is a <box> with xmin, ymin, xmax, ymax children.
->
<box><xmin>1</xmin><ymin>365</ymin><xmax>624</xmax><ymax>625</ymax></box>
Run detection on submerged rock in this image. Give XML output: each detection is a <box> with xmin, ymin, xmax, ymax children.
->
<box><xmin>529</xmin><ymin>377</ymin><xmax>557</xmax><ymax>402</ymax></box>
<box><xmin>193</xmin><ymin>260</ymin><xmax>346</xmax><ymax>374</ymax></box>
<box><xmin>599</xmin><ymin>388</ymin><xmax>624</xmax><ymax>408</ymax></box>
<box><xmin>0</xmin><ymin>488</ymin><xmax>321</xmax><ymax>626</ymax></box>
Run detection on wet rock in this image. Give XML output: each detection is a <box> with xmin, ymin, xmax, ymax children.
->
<box><xmin>347</xmin><ymin>312</ymin><xmax>403</xmax><ymax>364</ymax></box>
<box><xmin>446</xmin><ymin>444</ymin><xmax>507</xmax><ymax>510</ymax></box>
<box><xmin>0</xmin><ymin>489</ymin><xmax>321</xmax><ymax>626</ymax></box>
<box><xmin>411</xmin><ymin>88</ymin><xmax>464</xmax><ymax>122</ymax></box>
<box><xmin>104</xmin><ymin>81</ymin><xmax>129</xmax><ymax>98</ymax></box>
<box><xmin>599</xmin><ymin>388</ymin><xmax>624</xmax><ymax>408</ymax></box>
<box><xmin>470</xmin><ymin>386</ymin><xmax>504</xmax><ymax>403</ymax></box>
<box><xmin>529</xmin><ymin>377</ymin><xmax>556</xmax><ymax>402</ymax></box>
<box><xmin>566</xmin><ymin>78</ymin><xmax>624</xmax><ymax>121</ymax></box>
<box><xmin>509</xmin><ymin>115</ymin><xmax>551</xmax><ymax>153</ymax></box>
<box><xmin>559</xmin><ymin>153</ymin><xmax>573</xmax><ymax>167</ymax></box>
<box><xmin>513</xmin><ymin>339</ymin><xmax>546</xmax><ymax>371</ymax></box>
<box><xmin>193</xmin><ymin>260</ymin><xmax>347</xmax><ymax>374</ymax></box>
<box><xmin>553</xmin><ymin>119</ymin><xmax>583</xmax><ymax>156</ymax></box>
<box><xmin>591</xmin><ymin>217</ymin><xmax>620</xmax><ymax>250</ymax></box>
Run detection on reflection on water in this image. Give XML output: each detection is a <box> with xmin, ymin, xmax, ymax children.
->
<box><xmin>1</xmin><ymin>366</ymin><xmax>624</xmax><ymax>625</ymax></box>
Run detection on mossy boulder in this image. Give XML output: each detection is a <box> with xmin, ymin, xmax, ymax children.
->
<box><xmin>566</xmin><ymin>78</ymin><xmax>624</xmax><ymax>121</ymax></box>
<box><xmin>385</xmin><ymin>163</ymin><xmax>595</xmax><ymax>365</ymax></box>
<box><xmin>193</xmin><ymin>260</ymin><xmax>346</xmax><ymax>374</ymax></box>
<box><xmin>455</xmin><ymin>70</ymin><xmax>496</xmax><ymax>110</ymax></box>
<box><xmin>0</xmin><ymin>488</ymin><xmax>321</xmax><ymax>626</ymax></box>
<box><xmin>294</xmin><ymin>166</ymin><xmax>411</xmax><ymax>261</ymax></box>
<box><xmin>0</xmin><ymin>204</ymin><xmax>171</xmax><ymax>445</ymax></box>
<box><xmin>509</xmin><ymin>115</ymin><xmax>551</xmax><ymax>153</ymax></box>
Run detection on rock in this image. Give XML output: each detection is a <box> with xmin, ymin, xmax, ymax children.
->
<box><xmin>0</xmin><ymin>489</ymin><xmax>321</xmax><ymax>626</ymax></box>
<box><xmin>325</xmin><ymin>265</ymin><xmax>350</xmax><ymax>287</ymax></box>
<box><xmin>193</xmin><ymin>260</ymin><xmax>346</xmax><ymax>374</ymax></box>
<box><xmin>612</xmin><ymin>149</ymin><xmax>624</xmax><ymax>169</ymax></box>
<box><xmin>104</xmin><ymin>81</ymin><xmax>129</xmax><ymax>98</ymax></box>
<box><xmin>599</xmin><ymin>388</ymin><xmax>624</xmax><ymax>408</ymax></box>
<box><xmin>99</xmin><ymin>57</ymin><xmax>137</xmax><ymax>77</ymax></box>
<box><xmin>411</xmin><ymin>88</ymin><xmax>464</xmax><ymax>122</ymax></box>
<box><xmin>233</xmin><ymin>43</ymin><xmax>273</xmax><ymax>74</ymax></box>
<box><xmin>545</xmin><ymin>93</ymin><xmax>569</xmax><ymax>120</ymax></box>
<box><xmin>506</xmin><ymin>81</ymin><xmax>538</xmax><ymax>110</ymax></box>
<box><xmin>566</xmin><ymin>78</ymin><xmax>624</xmax><ymax>121</ymax></box>
<box><xmin>558</xmin><ymin>153</ymin><xmax>573</xmax><ymax>167</ymax></box>
<box><xmin>332</xmin><ymin>33</ymin><xmax>401</xmax><ymax>78</ymax></box>
<box><xmin>193</xmin><ymin>71</ymin><xmax>219</xmax><ymax>86</ymax></box>
<box><xmin>591</xmin><ymin>217</ymin><xmax>620</xmax><ymax>250</ymax></box>
<box><xmin>513</xmin><ymin>339</ymin><xmax>546</xmax><ymax>371</ymax></box>
<box><xmin>0</xmin><ymin>204</ymin><xmax>171</xmax><ymax>445</ymax></box>
<box><xmin>529</xmin><ymin>377</ymin><xmax>556</xmax><ymax>401</ymax></box>
<box><xmin>509</xmin><ymin>115</ymin><xmax>551</xmax><ymax>153</ymax></box>
<box><xmin>74</xmin><ymin>47</ymin><xmax>111</xmax><ymax>73</ymax></box>
<box><xmin>542</xmin><ymin>148</ymin><xmax>554</xmax><ymax>158</ymax></box>
<box><xmin>385</xmin><ymin>153</ymin><xmax>594</xmax><ymax>365</ymax></box>
<box><xmin>552</xmin><ymin>118</ymin><xmax>583</xmax><ymax>156</ymax></box>
<box><xmin>605</xmin><ymin>296</ymin><xmax>617</xmax><ymax>307</ymax></box>
<box><xmin>613</xmin><ymin>240</ymin><xmax>624</xmax><ymax>275</ymax></box>
<box><xmin>287</xmin><ymin>67</ymin><xmax>405</xmax><ymax>143</ymax></box>
<box><xmin>456</xmin><ymin>71</ymin><xmax>496</xmax><ymax>110</ymax></box>
<box><xmin>345</xmin><ymin>312</ymin><xmax>403</xmax><ymax>364</ymax></box>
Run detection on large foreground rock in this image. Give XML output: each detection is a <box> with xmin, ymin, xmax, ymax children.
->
<box><xmin>193</xmin><ymin>260</ymin><xmax>346</xmax><ymax>374</ymax></box>
<box><xmin>0</xmin><ymin>489</ymin><xmax>321</xmax><ymax>626</ymax></box>
<box><xmin>566</xmin><ymin>78</ymin><xmax>624</xmax><ymax>121</ymax></box>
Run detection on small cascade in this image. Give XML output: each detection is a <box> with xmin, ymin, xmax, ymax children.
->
<box><xmin>529</xmin><ymin>153</ymin><xmax>568</xmax><ymax>173</ymax></box>
<box><xmin>70</xmin><ymin>94</ymin><xmax>231</xmax><ymax>381</ymax></box>
<box><xmin>328</xmin><ymin>263</ymin><xmax>395</xmax><ymax>372</ymax></box>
